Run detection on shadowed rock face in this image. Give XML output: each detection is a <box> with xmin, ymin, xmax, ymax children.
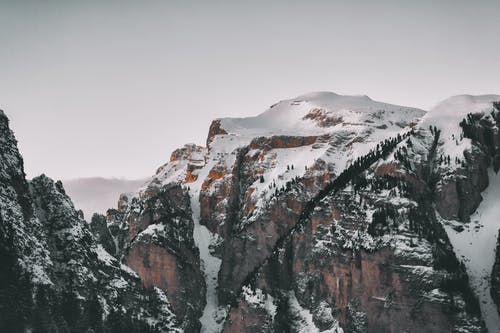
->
<box><xmin>492</xmin><ymin>233</ymin><xmax>500</xmax><ymax>313</ymax></box>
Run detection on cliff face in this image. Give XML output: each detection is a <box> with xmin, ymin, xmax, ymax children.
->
<box><xmin>4</xmin><ymin>92</ymin><xmax>500</xmax><ymax>332</ymax></box>
<box><xmin>120</xmin><ymin>183</ymin><xmax>205</xmax><ymax>332</ymax></box>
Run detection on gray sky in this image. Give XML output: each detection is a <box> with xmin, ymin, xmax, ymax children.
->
<box><xmin>1</xmin><ymin>0</ymin><xmax>499</xmax><ymax>179</ymax></box>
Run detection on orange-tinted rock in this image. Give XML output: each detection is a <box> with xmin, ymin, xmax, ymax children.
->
<box><xmin>169</xmin><ymin>143</ymin><xmax>205</xmax><ymax>162</ymax></box>
<box><xmin>209</xmin><ymin>169</ymin><xmax>226</xmax><ymax>180</ymax></box>
<box><xmin>185</xmin><ymin>168</ymin><xmax>198</xmax><ymax>183</ymax></box>
<box><xmin>127</xmin><ymin>212</ymin><xmax>151</xmax><ymax>241</ymax></box>
<box><xmin>126</xmin><ymin>242</ymin><xmax>182</xmax><ymax>311</ymax></box>
<box><xmin>249</xmin><ymin>135</ymin><xmax>318</xmax><ymax>150</ymax></box>
<box><xmin>207</xmin><ymin>119</ymin><xmax>228</xmax><ymax>147</ymax></box>
<box><xmin>375</xmin><ymin>162</ymin><xmax>400</xmax><ymax>177</ymax></box>
<box><xmin>303</xmin><ymin>108</ymin><xmax>343</xmax><ymax>127</ymax></box>
<box><xmin>223</xmin><ymin>299</ymin><xmax>273</xmax><ymax>333</ymax></box>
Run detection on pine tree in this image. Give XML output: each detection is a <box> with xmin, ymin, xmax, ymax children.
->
<box><xmin>85</xmin><ymin>294</ymin><xmax>103</xmax><ymax>333</ymax></box>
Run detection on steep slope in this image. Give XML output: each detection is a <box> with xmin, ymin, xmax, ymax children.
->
<box><xmin>0</xmin><ymin>110</ymin><xmax>184</xmax><ymax>332</ymax></box>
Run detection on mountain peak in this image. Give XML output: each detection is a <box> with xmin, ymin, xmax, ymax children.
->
<box><xmin>207</xmin><ymin>92</ymin><xmax>424</xmax><ymax>149</ymax></box>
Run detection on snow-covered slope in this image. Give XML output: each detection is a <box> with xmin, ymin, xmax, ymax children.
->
<box><xmin>219</xmin><ymin>91</ymin><xmax>422</xmax><ymax>137</ymax></box>
<box><xmin>419</xmin><ymin>94</ymin><xmax>500</xmax><ymax>162</ymax></box>
<box><xmin>213</xmin><ymin>92</ymin><xmax>424</xmax><ymax>163</ymax></box>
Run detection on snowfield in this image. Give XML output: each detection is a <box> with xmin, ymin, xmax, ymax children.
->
<box><xmin>190</xmin><ymin>159</ymin><xmax>228</xmax><ymax>333</ymax></box>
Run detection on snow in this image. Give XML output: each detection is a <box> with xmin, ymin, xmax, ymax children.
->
<box><xmin>442</xmin><ymin>168</ymin><xmax>500</xmax><ymax>332</ymax></box>
<box><xmin>95</xmin><ymin>244</ymin><xmax>117</xmax><ymax>266</ymax></box>
<box><xmin>143</xmin><ymin>287</ymin><xmax>183</xmax><ymax>333</ymax></box>
<box><xmin>139</xmin><ymin>223</ymin><xmax>166</xmax><ymax>236</ymax></box>
<box><xmin>241</xmin><ymin>285</ymin><xmax>277</xmax><ymax>319</ymax></box>
<box><xmin>288</xmin><ymin>291</ymin><xmax>344</xmax><ymax>333</ymax></box>
<box><xmin>420</xmin><ymin>94</ymin><xmax>500</xmax><ymax>162</ymax></box>
<box><xmin>120</xmin><ymin>263</ymin><xmax>139</xmax><ymax>277</ymax></box>
<box><xmin>189</xmin><ymin>160</ymin><xmax>227</xmax><ymax>333</ymax></box>
<box><xmin>110</xmin><ymin>277</ymin><xmax>129</xmax><ymax>289</ymax></box>
<box><xmin>137</xmin><ymin>144</ymin><xmax>207</xmax><ymax>192</ymax></box>
<box><xmin>30</xmin><ymin>263</ymin><xmax>53</xmax><ymax>286</ymax></box>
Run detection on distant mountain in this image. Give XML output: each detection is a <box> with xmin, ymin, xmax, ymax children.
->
<box><xmin>63</xmin><ymin>177</ymin><xmax>148</xmax><ymax>219</ymax></box>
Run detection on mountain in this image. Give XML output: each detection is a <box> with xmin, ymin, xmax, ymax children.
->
<box><xmin>2</xmin><ymin>92</ymin><xmax>500</xmax><ymax>332</ymax></box>
<box><xmin>63</xmin><ymin>177</ymin><xmax>148</xmax><ymax>220</ymax></box>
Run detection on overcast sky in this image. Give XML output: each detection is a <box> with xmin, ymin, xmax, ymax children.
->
<box><xmin>1</xmin><ymin>0</ymin><xmax>499</xmax><ymax>180</ymax></box>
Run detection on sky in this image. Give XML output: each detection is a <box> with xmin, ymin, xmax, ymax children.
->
<box><xmin>1</xmin><ymin>0</ymin><xmax>499</xmax><ymax>180</ymax></box>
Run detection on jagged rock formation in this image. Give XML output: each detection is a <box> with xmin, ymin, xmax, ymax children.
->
<box><xmin>3</xmin><ymin>92</ymin><xmax>500</xmax><ymax>332</ymax></box>
<box><xmin>0</xmin><ymin>110</ymin><xmax>186</xmax><ymax>332</ymax></box>
<box><xmin>117</xmin><ymin>183</ymin><xmax>205</xmax><ymax>332</ymax></box>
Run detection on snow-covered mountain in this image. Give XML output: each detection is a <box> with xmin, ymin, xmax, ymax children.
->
<box><xmin>2</xmin><ymin>92</ymin><xmax>500</xmax><ymax>332</ymax></box>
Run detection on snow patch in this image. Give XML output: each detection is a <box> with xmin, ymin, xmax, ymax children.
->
<box><xmin>288</xmin><ymin>291</ymin><xmax>344</xmax><ymax>333</ymax></box>
<box><xmin>190</xmin><ymin>160</ymin><xmax>227</xmax><ymax>333</ymax></box>
<box><xmin>420</xmin><ymin>94</ymin><xmax>500</xmax><ymax>163</ymax></box>
<box><xmin>241</xmin><ymin>285</ymin><xmax>277</xmax><ymax>319</ymax></box>
<box><xmin>95</xmin><ymin>244</ymin><xmax>117</xmax><ymax>266</ymax></box>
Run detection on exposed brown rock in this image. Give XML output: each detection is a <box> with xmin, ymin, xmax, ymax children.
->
<box><xmin>126</xmin><ymin>241</ymin><xmax>182</xmax><ymax>306</ymax></box>
<box><xmin>303</xmin><ymin>108</ymin><xmax>343</xmax><ymax>127</ymax></box>
<box><xmin>374</xmin><ymin>162</ymin><xmax>400</xmax><ymax>177</ymax></box>
<box><xmin>249</xmin><ymin>135</ymin><xmax>318</xmax><ymax>150</ymax></box>
<box><xmin>185</xmin><ymin>168</ymin><xmax>198</xmax><ymax>183</ymax></box>
<box><xmin>223</xmin><ymin>299</ymin><xmax>273</xmax><ymax>333</ymax></box>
